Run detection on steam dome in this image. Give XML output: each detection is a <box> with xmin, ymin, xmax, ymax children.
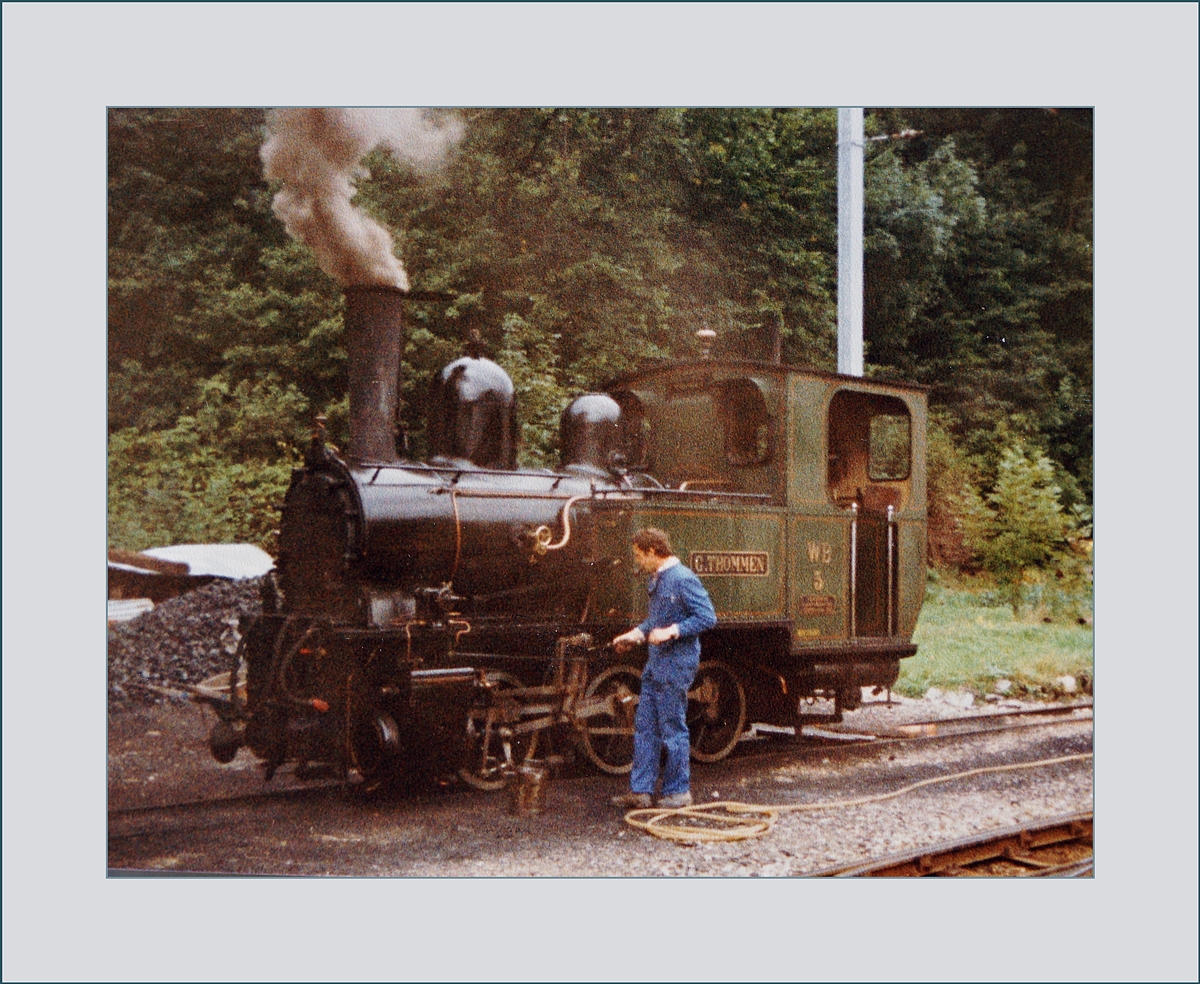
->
<box><xmin>428</xmin><ymin>357</ymin><xmax>517</xmax><ymax>470</ymax></box>
<box><xmin>560</xmin><ymin>393</ymin><xmax>622</xmax><ymax>472</ymax></box>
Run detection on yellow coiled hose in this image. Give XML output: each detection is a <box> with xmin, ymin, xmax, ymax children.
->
<box><xmin>623</xmin><ymin>752</ymin><xmax>1094</xmax><ymax>843</ymax></box>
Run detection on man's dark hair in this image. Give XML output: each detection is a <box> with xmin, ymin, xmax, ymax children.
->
<box><xmin>632</xmin><ymin>527</ymin><xmax>673</xmax><ymax>558</ymax></box>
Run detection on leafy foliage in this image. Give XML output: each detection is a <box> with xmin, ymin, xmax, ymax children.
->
<box><xmin>958</xmin><ymin>444</ymin><xmax>1089</xmax><ymax>616</ymax></box>
<box><xmin>108</xmin><ymin>425</ymin><xmax>296</xmax><ymax>553</ymax></box>
<box><xmin>862</xmin><ymin>111</ymin><xmax>1093</xmax><ymax>500</ymax></box>
<box><xmin>108</xmin><ymin>374</ymin><xmax>308</xmax><ymax>550</ymax></box>
<box><xmin>925</xmin><ymin>412</ymin><xmax>980</xmax><ymax>570</ymax></box>
<box><xmin>107</xmin><ymin>107</ymin><xmax>1092</xmax><ymax>558</ymax></box>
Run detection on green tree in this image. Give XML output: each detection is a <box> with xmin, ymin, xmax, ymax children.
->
<box><xmin>862</xmin><ymin>111</ymin><xmax>1092</xmax><ymax>500</ymax></box>
<box><xmin>108</xmin><ymin>424</ymin><xmax>297</xmax><ymax>553</ymax></box>
<box><xmin>108</xmin><ymin>108</ymin><xmax>343</xmax><ymax>435</ymax></box>
<box><xmin>108</xmin><ymin>377</ymin><xmax>307</xmax><ymax>551</ymax></box>
<box><xmin>959</xmin><ymin>444</ymin><xmax>1083</xmax><ymax>615</ymax></box>
<box><xmin>672</xmin><ymin>108</ymin><xmax>838</xmax><ymax>364</ymax></box>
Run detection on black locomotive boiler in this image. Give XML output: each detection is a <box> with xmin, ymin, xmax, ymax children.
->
<box><xmin>202</xmin><ymin>286</ymin><xmax>928</xmax><ymax>790</ymax></box>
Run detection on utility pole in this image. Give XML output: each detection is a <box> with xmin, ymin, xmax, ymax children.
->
<box><xmin>837</xmin><ymin>107</ymin><xmax>864</xmax><ymax>377</ymax></box>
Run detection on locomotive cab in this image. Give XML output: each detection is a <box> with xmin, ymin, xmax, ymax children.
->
<box><xmin>591</xmin><ymin>358</ymin><xmax>927</xmax><ymax>720</ymax></box>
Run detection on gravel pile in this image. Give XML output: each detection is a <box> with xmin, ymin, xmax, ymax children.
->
<box><xmin>107</xmin><ymin>578</ymin><xmax>263</xmax><ymax>710</ymax></box>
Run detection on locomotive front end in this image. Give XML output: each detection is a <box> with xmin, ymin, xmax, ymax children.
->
<box><xmin>209</xmin><ymin>286</ymin><xmax>630</xmax><ymax>786</ymax></box>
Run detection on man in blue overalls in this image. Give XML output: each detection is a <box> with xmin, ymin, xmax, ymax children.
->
<box><xmin>611</xmin><ymin>528</ymin><xmax>717</xmax><ymax>809</ymax></box>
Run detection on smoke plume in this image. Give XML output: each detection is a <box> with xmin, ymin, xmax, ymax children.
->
<box><xmin>261</xmin><ymin>108</ymin><xmax>463</xmax><ymax>289</ymax></box>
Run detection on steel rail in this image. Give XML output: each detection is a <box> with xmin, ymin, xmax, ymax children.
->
<box><xmin>876</xmin><ymin>702</ymin><xmax>1092</xmax><ymax>737</ymax></box>
<box><xmin>108</xmin><ymin>706</ymin><xmax>1091</xmax><ymax>828</ymax></box>
<box><xmin>811</xmin><ymin>811</ymin><xmax>1093</xmax><ymax>877</ymax></box>
<box><xmin>727</xmin><ymin>704</ymin><xmax>1093</xmax><ymax>771</ymax></box>
<box><xmin>108</xmin><ymin>777</ymin><xmax>345</xmax><ymax>825</ymax></box>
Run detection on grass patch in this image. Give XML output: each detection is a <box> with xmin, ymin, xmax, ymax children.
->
<box><xmin>896</xmin><ymin>578</ymin><xmax>1093</xmax><ymax>700</ymax></box>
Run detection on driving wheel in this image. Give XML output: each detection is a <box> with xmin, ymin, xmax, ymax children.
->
<box><xmin>687</xmin><ymin>661</ymin><xmax>747</xmax><ymax>763</ymax></box>
<box><xmin>579</xmin><ymin>664</ymin><xmax>642</xmax><ymax>774</ymax></box>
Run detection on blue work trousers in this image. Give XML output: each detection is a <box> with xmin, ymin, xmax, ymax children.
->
<box><xmin>630</xmin><ymin>669</ymin><xmax>693</xmax><ymax>796</ymax></box>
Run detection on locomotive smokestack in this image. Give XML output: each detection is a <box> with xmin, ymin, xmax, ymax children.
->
<box><xmin>260</xmin><ymin>109</ymin><xmax>465</xmax><ymax>463</ymax></box>
<box><xmin>343</xmin><ymin>286</ymin><xmax>405</xmax><ymax>462</ymax></box>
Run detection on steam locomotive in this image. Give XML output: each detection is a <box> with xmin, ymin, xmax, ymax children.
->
<box><xmin>202</xmin><ymin>286</ymin><xmax>928</xmax><ymax>790</ymax></box>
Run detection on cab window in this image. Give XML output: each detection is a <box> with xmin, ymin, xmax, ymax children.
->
<box><xmin>717</xmin><ymin>378</ymin><xmax>773</xmax><ymax>467</ymax></box>
<box><xmin>869</xmin><ymin>414</ymin><xmax>910</xmax><ymax>480</ymax></box>
<box><xmin>827</xmin><ymin>390</ymin><xmax>911</xmax><ymax>508</ymax></box>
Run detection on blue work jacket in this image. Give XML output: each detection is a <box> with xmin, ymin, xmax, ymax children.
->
<box><xmin>638</xmin><ymin>559</ymin><xmax>718</xmax><ymax>687</ymax></box>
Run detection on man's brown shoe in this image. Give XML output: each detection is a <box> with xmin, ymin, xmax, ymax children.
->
<box><xmin>656</xmin><ymin>791</ymin><xmax>693</xmax><ymax>808</ymax></box>
<box><xmin>611</xmin><ymin>792</ymin><xmax>652</xmax><ymax>809</ymax></box>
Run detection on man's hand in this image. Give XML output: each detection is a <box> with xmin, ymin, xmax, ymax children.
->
<box><xmin>612</xmin><ymin>627</ymin><xmax>645</xmax><ymax>654</ymax></box>
<box><xmin>647</xmin><ymin>624</ymin><xmax>680</xmax><ymax>646</ymax></box>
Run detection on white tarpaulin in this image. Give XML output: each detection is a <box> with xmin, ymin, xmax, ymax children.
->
<box><xmin>140</xmin><ymin>543</ymin><xmax>275</xmax><ymax>580</ymax></box>
<box><xmin>107</xmin><ymin>598</ymin><xmax>155</xmax><ymax>621</ymax></box>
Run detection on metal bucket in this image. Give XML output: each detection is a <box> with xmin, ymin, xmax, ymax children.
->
<box><xmin>507</xmin><ymin>764</ymin><xmax>547</xmax><ymax>816</ymax></box>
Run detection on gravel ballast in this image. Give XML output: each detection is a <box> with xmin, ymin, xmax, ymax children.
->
<box><xmin>109</xmin><ymin>695</ymin><xmax>1093</xmax><ymax>877</ymax></box>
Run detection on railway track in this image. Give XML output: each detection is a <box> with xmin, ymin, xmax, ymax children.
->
<box><xmin>727</xmin><ymin>701</ymin><xmax>1092</xmax><ymax>769</ymax></box>
<box><xmin>107</xmin><ymin>777</ymin><xmax>353</xmax><ymax>844</ymax></box>
<box><xmin>109</xmin><ymin>703</ymin><xmax>1092</xmax><ymax>823</ymax></box>
<box><xmin>812</xmin><ymin>811</ymin><xmax>1093</xmax><ymax>876</ymax></box>
<box><xmin>107</xmin><ymin>768</ymin><xmax>467</xmax><ymax>866</ymax></box>
<box><xmin>108</xmin><ymin>703</ymin><xmax>1093</xmax><ymax>875</ymax></box>
<box><xmin>798</xmin><ymin>701</ymin><xmax>1091</xmax><ymax>742</ymax></box>
<box><xmin>867</xmin><ymin>701</ymin><xmax>1092</xmax><ymax>738</ymax></box>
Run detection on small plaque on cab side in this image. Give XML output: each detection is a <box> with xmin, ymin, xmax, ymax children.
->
<box><xmin>797</xmin><ymin>594</ymin><xmax>837</xmax><ymax>616</ymax></box>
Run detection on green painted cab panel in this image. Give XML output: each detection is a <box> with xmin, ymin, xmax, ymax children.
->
<box><xmin>897</xmin><ymin>521</ymin><xmax>927</xmax><ymax>636</ymax></box>
<box><xmin>786</xmin><ymin>376</ymin><xmax>832</xmax><ymax>505</ymax></box>
<box><xmin>788</xmin><ymin>516</ymin><xmax>850</xmax><ymax>642</ymax></box>
<box><xmin>626</xmin><ymin>507</ymin><xmax>787</xmax><ymax>622</ymax></box>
